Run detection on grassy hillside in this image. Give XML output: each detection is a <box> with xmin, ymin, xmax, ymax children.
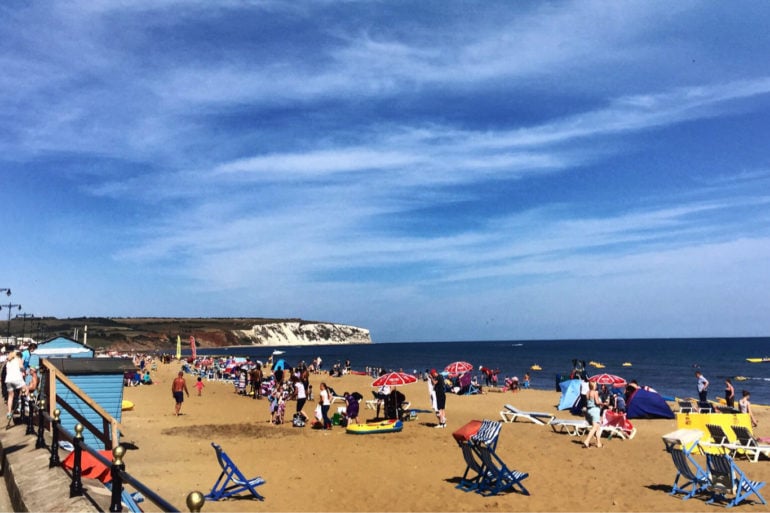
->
<box><xmin>9</xmin><ymin>316</ymin><xmax>309</xmax><ymax>351</ymax></box>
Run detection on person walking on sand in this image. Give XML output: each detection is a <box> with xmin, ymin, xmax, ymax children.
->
<box><xmin>696</xmin><ymin>371</ymin><xmax>709</xmax><ymax>402</ymax></box>
<box><xmin>172</xmin><ymin>371</ymin><xmax>190</xmax><ymax>416</ymax></box>
<box><xmin>583</xmin><ymin>381</ymin><xmax>603</xmax><ymax>449</ymax></box>
<box><xmin>430</xmin><ymin>369</ymin><xmax>446</xmax><ymax>428</ymax></box>
<box><xmin>195</xmin><ymin>376</ymin><xmax>205</xmax><ymax>396</ymax></box>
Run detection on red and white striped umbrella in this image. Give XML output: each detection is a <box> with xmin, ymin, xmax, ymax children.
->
<box><xmin>444</xmin><ymin>361</ymin><xmax>473</xmax><ymax>376</ymax></box>
<box><xmin>588</xmin><ymin>373</ymin><xmax>627</xmax><ymax>387</ymax></box>
<box><xmin>371</xmin><ymin>372</ymin><xmax>418</xmax><ymax>387</ymax></box>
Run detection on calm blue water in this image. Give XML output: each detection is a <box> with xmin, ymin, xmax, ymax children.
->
<box><xmin>191</xmin><ymin>338</ymin><xmax>770</xmax><ymax>405</ymax></box>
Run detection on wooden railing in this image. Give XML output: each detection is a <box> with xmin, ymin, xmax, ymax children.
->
<box><xmin>30</xmin><ymin>360</ymin><xmax>205</xmax><ymax>511</ymax></box>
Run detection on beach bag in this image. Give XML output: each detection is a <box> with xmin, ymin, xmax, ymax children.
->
<box><xmin>292</xmin><ymin>412</ymin><xmax>305</xmax><ymax>427</ymax></box>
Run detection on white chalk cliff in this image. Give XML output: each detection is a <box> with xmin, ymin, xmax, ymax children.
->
<box><xmin>235</xmin><ymin>321</ymin><xmax>371</xmax><ymax>346</ymax></box>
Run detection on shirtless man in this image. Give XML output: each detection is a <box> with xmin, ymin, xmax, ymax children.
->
<box><xmin>172</xmin><ymin>371</ymin><xmax>190</xmax><ymax>416</ymax></box>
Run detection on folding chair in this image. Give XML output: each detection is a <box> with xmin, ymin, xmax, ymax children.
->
<box><xmin>327</xmin><ymin>387</ymin><xmax>346</xmax><ymax>405</ymax></box>
<box><xmin>456</xmin><ymin>440</ymin><xmax>490</xmax><ymax>492</ymax></box>
<box><xmin>549</xmin><ymin>418</ymin><xmax>590</xmax><ymax>436</ymax></box>
<box><xmin>705</xmin><ymin>448</ymin><xmax>766</xmax><ymax>507</ymax></box>
<box><xmin>453</xmin><ymin>420</ymin><xmax>500</xmax><ymax>493</ymax></box>
<box><xmin>474</xmin><ymin>440</ymin><xmax>530</xmax><ymax>496</ymax></box>
<box><xmin>668</xmin><ymin>448</ymin><xmax>709</xmax><ymax>499</ymax></box>
<box><xmin>663</xmin><ymin>429</ymin><xmax>707</xmax><ymax>500</ymax></box>
<box><xmin>499</xmin><ymin>404</ymin><xmax>554</xmax><ymax>425</ymax></box>
<box><xmin>205</xmin><ymin>442</ymin><xmax>266</xmax><ymax>501</ymax></box>
<box><xmin>599</xmin><ymin>410</ymin><xmax>636</xmax><ymax>440</ymax></box>
<box><xmin>678</xmin><ymin>400</ymin><xmax>695</xmax><ymax>413</ymax></box>
<box><xmin>697</xmin><ymin>400</ymin><xmax>714</xmax><ymax>413</ymax></box>
<box><xmin>366</xmin><ymin>391</ymin><xmax>384</xmax><ymax>416</ymax></box>
<box><xmin>730</xmin><ymin>425</ymin><xmax>770</xmax><ymax>463</ymax></box>
<box><xmin>705</xmin><ymin>424</ymin><xmax>733</xmax><ymax>447</ymax></box>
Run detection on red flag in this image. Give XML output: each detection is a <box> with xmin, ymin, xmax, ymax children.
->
<box><xmin>190</xmin><ymin>336</ymin><xmax>196</xmax><ymax>359</ymax></box>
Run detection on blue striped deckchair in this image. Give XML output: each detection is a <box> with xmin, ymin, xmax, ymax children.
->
<box><xmin>474</xmin><ymin>440</ymin><xmax>530</xmax><ymax>496</ymax></box>
<box><xmin>705</xmin><ymin>450</ymin><xmax>766</xmax><ymax>507</ymax></box>
<box><xmin>668</xmin><ymin>447</ymin><xmax>709</xmax><ymax>500</ymax></box>
<box><xmin>455</xmin><ymin>420</ymin><xmax>501</xmax><ymax>493</ymax></box>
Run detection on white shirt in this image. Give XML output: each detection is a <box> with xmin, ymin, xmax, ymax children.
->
<box><xmin>5</xmin><ymin>357</ymin><xmax>24</xmax><ymax>384</ymax></box>
<box><xmin>295</xmin><ymin>382</ymin><xmax>306</xmax><ymax>400</ymax></box>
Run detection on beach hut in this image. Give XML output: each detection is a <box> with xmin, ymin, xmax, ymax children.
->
<box><xmin>29</xmin><ymin>336</ymin><xmax>94</xmax><ymax>369</ymax></box>
<box><xmin>44</xmin><ymin>357</ymin><xmax>134</xmax><ymax>448</ymax></box>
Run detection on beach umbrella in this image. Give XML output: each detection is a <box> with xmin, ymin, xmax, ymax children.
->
<box><xmin>371</xmin><ymin>371</ymin><xmax>418</xmax><ymax>387</ymax></box>
<box><xmin>190</xmin><ymin>336</ymin><xmax>196</xmax><ymax>360</ymax></box>
<box><xmin>588</xmin><ymin>373</ymin><xmax>627</xmax><ymax>387</ymax></box>
<box><xmin>444</xmin><ymin>361</ymin><xmax>473</xmax><ymax>376</ymax></box>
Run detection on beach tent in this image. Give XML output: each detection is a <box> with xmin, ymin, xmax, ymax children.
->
<box><xmin>626</xmin><ymin>388</ymin><xmax>675</xmax><ymax>419</ymax></box>
<box><xmin>558</xmin><ymin>379</ymin><xmax>582</xmax><ymax>411</ymax></box>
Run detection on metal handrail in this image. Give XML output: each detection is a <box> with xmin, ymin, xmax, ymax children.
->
<box><xmin>30</xmin><ymin>362</ymin><xmax>205</xmax><ymax>512</ymax></box>
<box><xmin>42</xmin><ymin>405</ymin><xmax>185</xmax><ymax>512</ymax></box>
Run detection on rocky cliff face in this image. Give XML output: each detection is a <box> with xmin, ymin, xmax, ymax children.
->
<box><xmin>235</xmin><ymin>321</ymin><xmax>371</xmax><ymax>346</ymax></box>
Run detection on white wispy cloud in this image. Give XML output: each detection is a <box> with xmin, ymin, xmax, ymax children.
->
<box><xmin>5</xmin><ymin>1</ymin><xmax>770</xmax><ymax>338</ymax></box>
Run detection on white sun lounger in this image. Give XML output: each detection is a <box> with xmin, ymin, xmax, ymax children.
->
<box><xmin>549</xmin><ymin>418</ymin><xmax>591</xmax><ymax>436</ymax></box>
<box><xmin>499</xmin><ymin>404</ymin><xmax>555</xmax><ymax>426</ymax></box>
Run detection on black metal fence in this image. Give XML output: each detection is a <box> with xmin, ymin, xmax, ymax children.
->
<box><xmin>23</xmin><ymin>395</ymin><xmax>205</xmax><ymax>512</ymax></box>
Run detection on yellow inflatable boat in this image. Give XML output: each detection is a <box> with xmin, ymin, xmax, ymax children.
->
<box><xmin>346</xmin><ymin>420</ymin><xmax>403</xmax><ymax>435</ymax></box>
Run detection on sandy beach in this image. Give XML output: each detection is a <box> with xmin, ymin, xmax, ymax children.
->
<box><xmin>119</xmin><ymin>361</ymin><xmax>770</xmax><ymax>512</ymax></box>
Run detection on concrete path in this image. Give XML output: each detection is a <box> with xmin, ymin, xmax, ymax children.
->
<box><xmin>0</xmin><ymin>417</ymin><xmax>106</xmax><ymax>512</ymax></box>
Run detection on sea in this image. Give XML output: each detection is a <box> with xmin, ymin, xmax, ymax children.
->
<box><xmin>190</xmin><ymin>337</ymin><xmax>770</xmax><ymax>405</ymax></box>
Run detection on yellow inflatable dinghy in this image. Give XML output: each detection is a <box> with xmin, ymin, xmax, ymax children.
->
<box><xmin>346</xmin><ymin>420</ymin><xmax>403</xmax><ymax>434</ymax></box>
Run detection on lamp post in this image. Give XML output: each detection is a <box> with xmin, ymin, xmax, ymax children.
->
<box><xmin>0</xmin><ymin>302</ymin><xmax>22</xmax><ymax>339</ymax></box>
<box><xmin>18</xmin><ymin>313</ymin><xmax>35</xmax><ymax>343</ymax></box>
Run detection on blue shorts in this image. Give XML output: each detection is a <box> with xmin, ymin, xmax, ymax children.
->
<box><xmin>173</xmin><ymin>391</ymin><xmax>184</xmax><ymax>404</ymax></box>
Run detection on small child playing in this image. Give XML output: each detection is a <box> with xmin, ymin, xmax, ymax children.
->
<box><xmin>195</xmin><ymin>376</ymin><xmax>205</xmax><ymax>396</ymax></box>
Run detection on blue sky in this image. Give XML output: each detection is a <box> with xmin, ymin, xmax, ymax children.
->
<box><xmin>3</xmin><ymin>1</ymin><xmax>770</xmax><ymax>342</ymax></box>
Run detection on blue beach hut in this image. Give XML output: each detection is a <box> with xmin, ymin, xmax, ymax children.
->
<box><xmin>29</xmin><ymin>336</ymin><xmax>94</xmax><ymax>369</ymax></box>
<box><xmin>44</xmin><ymin>357</ymin><xmax>134</xmax><ymax>448</ymax></box>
